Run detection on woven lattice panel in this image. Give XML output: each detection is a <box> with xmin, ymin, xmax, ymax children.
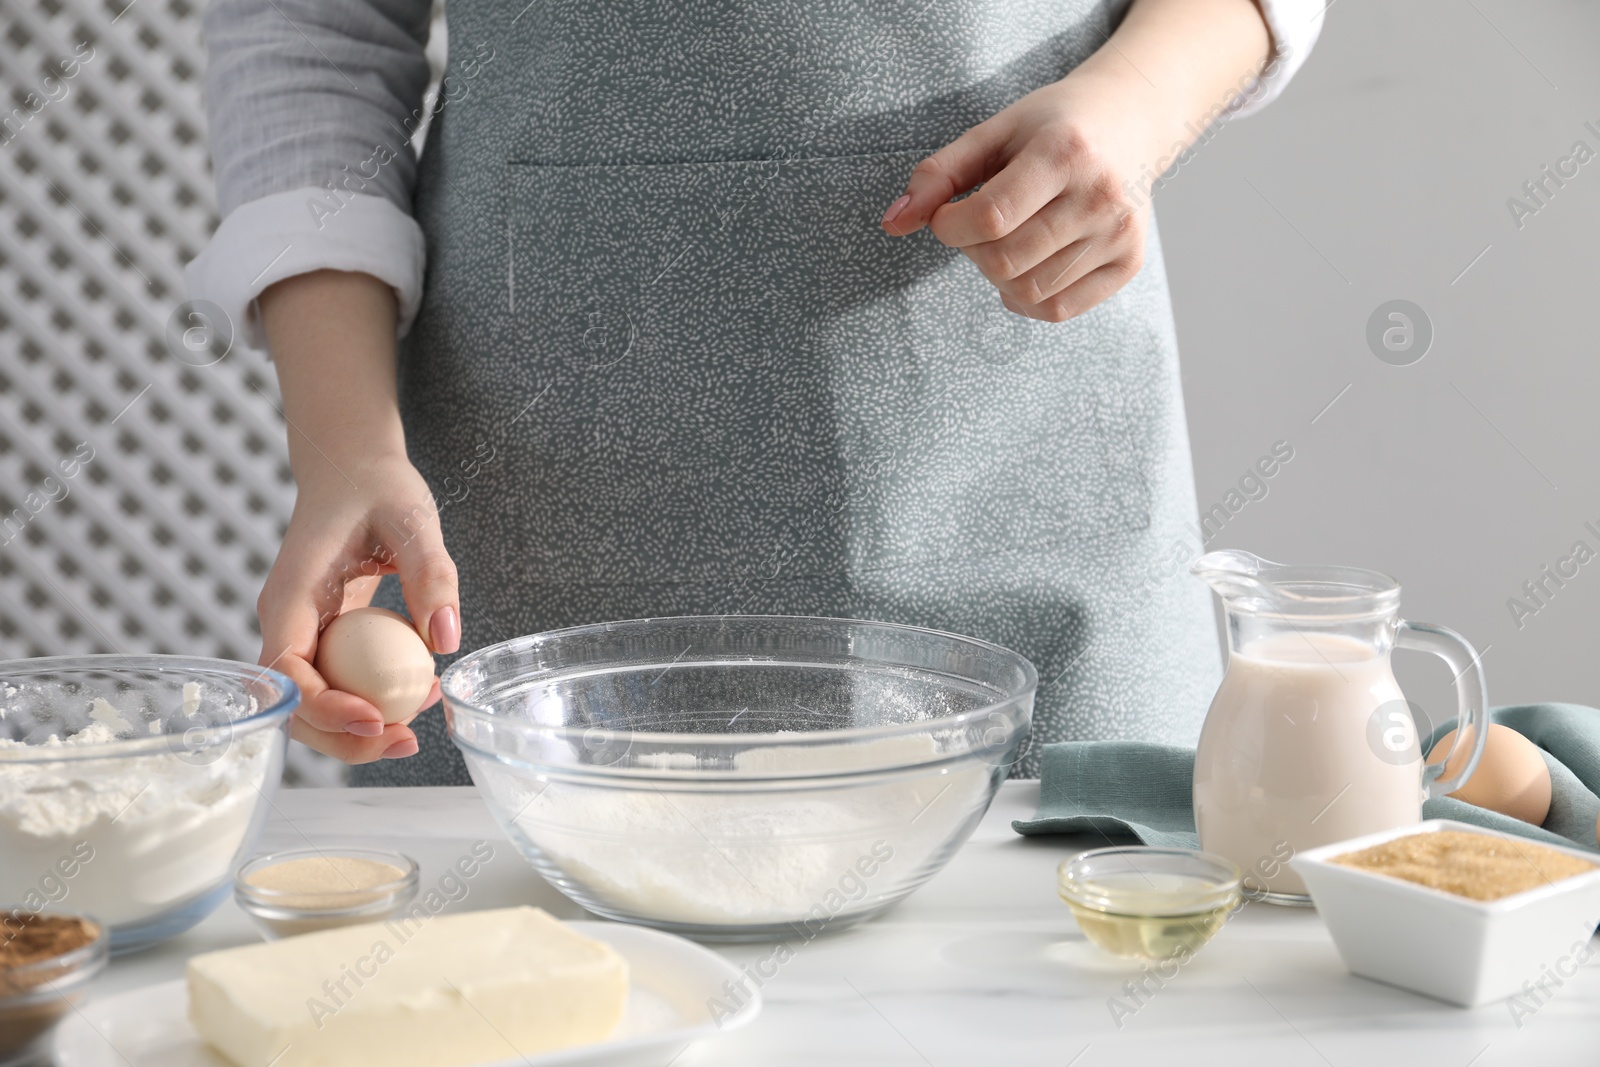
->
<box><xmin>0</xmin><ymin>0</ymin><xmax>292</xmax><ymax>662</ymax></box>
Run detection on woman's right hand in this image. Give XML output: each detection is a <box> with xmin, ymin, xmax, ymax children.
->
<box><xmin>256</xmin><ymin>269</ymin><xmax>459</xmax><ymax>764</ymax></box>
<box><xmin>257</xmin><ymin>452</ymin><xmax>460</xmax><ymax>763</ymax></box>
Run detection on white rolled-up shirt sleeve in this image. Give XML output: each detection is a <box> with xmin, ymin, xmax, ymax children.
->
<box><xmin>187</xmin><ymin>0</ymin><xmax>434</xmax><ymax>350</ymax></box>
<box><xmin>1231</xmin><ymin>0</ymin><xmax>1326</xmax><ymax>118</ymax></box>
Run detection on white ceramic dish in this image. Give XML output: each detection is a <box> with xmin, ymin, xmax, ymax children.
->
<box><xmin>54</xmin><ymin>921</ymin><xmax>761</xmax><ymax>1067</ymax></box>
<box><xmin>1292</xmin><ymin>819</ymin><xmax>1600</xmax><ymax>1006</ymax></box>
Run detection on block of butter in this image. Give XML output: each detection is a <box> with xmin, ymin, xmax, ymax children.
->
<box><xmin>188</xmin><ymin>906</ymin><xmax>628</xmax><ymax>1067</ymax></box>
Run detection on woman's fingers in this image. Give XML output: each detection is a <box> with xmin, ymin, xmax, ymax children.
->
<box><xmin>997</xmin><ymin>236</ymin><xmax>1103</xmax><ymax>306</ymax></box>
<box><xmin>927</xmin><ymin>143</ymin><xmax>1073</xmax><ymax>249</ymax></box>
<box><xmin>288</xmin><ymin>671</ymin><xmax>436</xmax><ymax>764</ymax></box>
<box><xmin>380</xmin><ymin>734</ymin><xmax>420</xmax><ymax>760</ymax></box>
<box><xmin>253</xmin><ymin>454</ymin><xmax>454</xmax><ymax>765</ymax></box>
<box><xmin>290</xmin><ymin>714</ymin><xmax>418</xmax><ymax>764</ymax></box>
<box><xmin>257</xmin><ymin>530</ymin><xmax>390</xmax><ymax>740</ymax></box>
<box><xmin>297</xmin><ymin>686</ymin><xmax>388</xmax><ymax>736</ymax></box>
<box><xmin>266</xmin><ymin>651</ymin><xmax>393</xmax><ymax>754</ymax></box>
<box><xmin>256</xmin><ymin>534</ymin><xmax>343</xmax><ymax>681</ymax></box>
<box><xmin>882</xmin><ymin>68</ymin><xmax>1157</xmax><ymax>322</ymax></box>
<box><xmin>1001</xmin><ymin>254</ymin><xmax>1145</xmax><ymax>323</ymax></box>
<box><xmin>962</xmin><ymin>192</ymin><xmax>1100</xmax><ymax>289</ymax></box>
<box><xmin>964</xmin><ymin>182</ymin><xmax>1145</xmax><ymax>307</ymax></box>
<box><xmin>390</xmin><ymin>505</ymin><xmax>461</xmax><ymax>656</ymax></box>
<box><xmin>883</xmin><ymin>118</ymin><xmax>1011</xmax><ymax>237</ymax></box>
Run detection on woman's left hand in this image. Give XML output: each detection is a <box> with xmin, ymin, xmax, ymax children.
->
<box><xmin>880</xmin><ymin>0</ymin><xmax>1270</xmax><ymax>323</ymax></box>
<box><xmin>880</xmin><ymin>68</ymin><xmax>1160</xmax><ymax>323</ymax></box>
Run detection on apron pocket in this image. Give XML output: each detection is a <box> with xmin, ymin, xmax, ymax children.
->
<box><xmin>503</xmin><ymin>150</ymin><xmax>1153</xmax><ymax>588</ymax></box>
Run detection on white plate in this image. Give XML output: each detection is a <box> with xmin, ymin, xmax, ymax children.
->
<box><xmin>56</xmin><ymin>922</ymin><xmax>761</xmax><ymax>1067</ymax></box>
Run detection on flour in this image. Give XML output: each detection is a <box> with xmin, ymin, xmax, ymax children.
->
<box><xmin>87</xmin><ymin>698</ymin><xmax>136</xmax><ymax>734</ymax></box>
<box><xmin>503</xmin><ymin>740</ymin><xmax>991</xmax><ymax>926</ymax></box>
<box><xmin>0</xmin><ymin>719</ymin><xmax>276</xmax><ymax>928</ymax></box>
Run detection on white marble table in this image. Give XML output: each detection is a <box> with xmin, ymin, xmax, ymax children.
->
<box><xmin>103</xmin><ymin>783</ymin><xmax>1600</xmax><ymax>1066</ymax></box>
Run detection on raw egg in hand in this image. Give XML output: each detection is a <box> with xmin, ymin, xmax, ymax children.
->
<box><xmin>313</xmin><ymin>607</ymin><xmax>437</xmax><ymax>724</ymax></box>
<box><xmin>1427</xmin><ymin>723</ymin><xmax>1552</xmax><ymax>827</ymax></box>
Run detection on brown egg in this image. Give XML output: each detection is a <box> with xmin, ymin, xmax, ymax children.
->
<box><xmin>1427</xmin><ymin>724</ymin><xmax>1552</xmax><ymax>826</ymax></box>
<box><xmin>313</xmin><ymin>607</ymin><xmax>436</xmax><ymax>724</ymax></box>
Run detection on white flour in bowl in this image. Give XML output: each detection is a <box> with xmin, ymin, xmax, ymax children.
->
<box><xmin>0</xmin><ymin>722</ymin><xmax>276</xmax><ymax>927</ymax></box>
<box><xmin>500</xmin><ymin>742</ymin><xmax>993</xmax><ymax>927</ymax></box>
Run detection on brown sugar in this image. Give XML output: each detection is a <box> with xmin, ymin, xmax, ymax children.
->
<box><xmin>1333</xmin><ymin>830</ymin><xmax>1596</xmax><ymax>902</ymax></box>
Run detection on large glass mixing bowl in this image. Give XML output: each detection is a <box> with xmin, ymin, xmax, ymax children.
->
<box><xmin>443</xmin><ymin>616</ymin><xmax>1036</xmax><ymax>940</ymax></box>
<box><xmin>0</xmin><ymin>656</ymin><xmax>297</xmax><ymax>953</ymax></box>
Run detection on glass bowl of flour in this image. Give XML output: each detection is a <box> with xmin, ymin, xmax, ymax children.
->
<box><xmin>443</xmin><ymin>616</ymin><xmax>1035</xmax><ymax>941</ymax></box>
<box><xmin>0</xmin><ymin>656</ymin><xmax>297</xmax><ymax>953</ymax></box>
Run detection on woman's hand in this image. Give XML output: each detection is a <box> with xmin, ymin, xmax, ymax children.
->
<box><xmin>882</xmin><ymin>72</ymin><xmax>1158</xmax><ymax>323</ymax></box>
<box><xmin>258</xmin><ymin>454</ymin><xmax>458</xmax><ymax>763</ymax></box>
<box><xmin>257</xmin><ymin>269</ymin><xmax>460</xmax><ymax>763</ymax></box>
<box><xmin>881</xmin><ymin>0</ymin><xmax>1271</xmax><ymax>322</ymax></box>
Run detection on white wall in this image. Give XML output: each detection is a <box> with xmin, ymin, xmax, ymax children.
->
<box><xmin>1160</xmin><ymin>0</ymin><xmax>1600</xmax><ymax>724</ymax></box>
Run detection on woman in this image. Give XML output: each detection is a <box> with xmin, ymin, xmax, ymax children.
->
<box><xmin>189</xmin><ymin>0</ymin><xmax>1322</xmax><ymax>783</ymax></box>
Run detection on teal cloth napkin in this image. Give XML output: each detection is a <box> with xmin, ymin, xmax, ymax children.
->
<box><xmin>1014</xmin><ymin>704</ymin><xmax>1600</xmax><ymax>854</ymax></box>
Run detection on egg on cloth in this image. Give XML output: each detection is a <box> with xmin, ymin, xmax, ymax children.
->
<box><xmin>1426</xmin><ymin>723</ymin><xmax>1552</xmax><ymax>827</ymax></box>
<box><xmin>312</xmin><ymin>607</ymin><xmax>436</xmax><ymax>723</ymax></box>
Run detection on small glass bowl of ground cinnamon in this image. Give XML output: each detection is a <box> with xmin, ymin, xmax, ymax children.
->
<box><xmin>234</xmin><ymin>848</ymin><xmax>419</xmax><ymax>940</ymax></box>
<box><xmin>0</xmin><ymin>911</ymin><xmax>108</xmax><ymax>1067</ymax></box>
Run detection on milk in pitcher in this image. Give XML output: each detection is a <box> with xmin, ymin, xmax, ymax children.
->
<box><xmin>1190</xmin><ymin>550</ymin><xmax>1489</xmax><ymax>904</ymax></box>
<box><xmin>1192</xmin><ymin>631</ymin><xmax>1420</xmax><ymax>897</ymax></box>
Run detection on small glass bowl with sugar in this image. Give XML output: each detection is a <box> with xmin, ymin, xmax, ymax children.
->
<box><xmin>234</xmin><ymin>848</ymin><xmax>419</xmax><ymax>940</ymax></box>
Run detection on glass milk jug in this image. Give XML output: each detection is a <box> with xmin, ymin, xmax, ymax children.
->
<box><xmin>1191</xmin><ymin>550</ymin><xmax>1488</xmax><ymax>905</ymax></box>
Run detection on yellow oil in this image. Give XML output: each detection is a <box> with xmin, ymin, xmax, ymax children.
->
<box><xmin>1063</xmin><ymin>899</ymin><xmax>1233</xmax><ymax>961</ymax></box>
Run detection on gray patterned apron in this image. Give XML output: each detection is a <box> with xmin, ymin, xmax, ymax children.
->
<box><xmin>355</xmin><ymin>0</ymin><xmax>1221</xmax><ymax>785</ymax></box>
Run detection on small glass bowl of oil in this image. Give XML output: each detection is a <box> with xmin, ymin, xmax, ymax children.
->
<box><xmin>1057</xmin><ymin>847</ymin><xmax>1243</xmax><ymax>961</ymax></box>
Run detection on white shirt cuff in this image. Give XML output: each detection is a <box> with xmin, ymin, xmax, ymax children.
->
<box><xmin>1229</xmin><ymin>0</ymin><xmax>1327</xmax><ymax>119</ymax></box>
<box><xmin>185</xmin><ymin>189</ymin><xmax>426</xmax><ymax>351</ymax></box>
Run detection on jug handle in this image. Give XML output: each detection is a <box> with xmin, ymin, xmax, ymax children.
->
<box><xmin>1397</xmin><ymin>620</ymin><xmax>1489</xmax><ymax>798</ymax></box>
